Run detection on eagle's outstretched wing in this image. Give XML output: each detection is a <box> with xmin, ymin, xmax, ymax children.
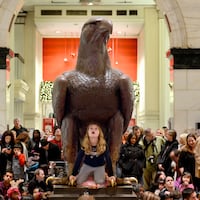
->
<box><xmin>119</xmin><ymin>74</ymin><xmax>134</xmax><ymax>133</ymax></box>
<box><xmin>52</xmin><ymin>74</ymin><xmax>68</xmax><ymax>128</ymax></box>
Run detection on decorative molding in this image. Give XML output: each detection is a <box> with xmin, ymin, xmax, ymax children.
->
<box><xmin>14</xmin><ymin>79</ymin><xmax>29</xmax><ymax>102</ymax></box>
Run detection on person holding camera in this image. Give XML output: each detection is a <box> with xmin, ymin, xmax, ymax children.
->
<box><xmin>139</xmin><ymin>128</ymin><xmax>165</xmax><ymax>190</ymax></box>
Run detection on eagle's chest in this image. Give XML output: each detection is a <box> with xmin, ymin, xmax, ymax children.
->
<box><xmin>68</xmin><ymin>71</ymin><xmax>119</xmax><ymax>96</ymax></box>
<box><xmin>66</xmin><ymin>70</ymin><xmax>120</xmax><ymax>119</ymax></box>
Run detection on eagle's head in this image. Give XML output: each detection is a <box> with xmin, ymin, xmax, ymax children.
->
<box><xmin>76</xmin><ymin>17</ymin><xmax>113</xmax><ymax>75</ymax></box>
<box><xmin>81</xmin><ymin>17</ymin><xmax>113</xmax><ymax>45</ymax></box>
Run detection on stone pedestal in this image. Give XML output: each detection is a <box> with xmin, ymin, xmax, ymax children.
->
<box><xmin>49</xmin><ymin>185</ymin><xmax>137</xmax><ymax>200</ymax></box>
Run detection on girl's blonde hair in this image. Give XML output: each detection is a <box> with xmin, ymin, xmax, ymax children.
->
<box><xmin>82</xmin><ymin>123</ymin><xmax>106</xmax><ymax>155</ymax></box>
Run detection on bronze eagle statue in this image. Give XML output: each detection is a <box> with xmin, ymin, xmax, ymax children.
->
<box><xmin>52</xmin><ymin>17</ymin><xmax>134</xmax><ymax>174</ymax></box>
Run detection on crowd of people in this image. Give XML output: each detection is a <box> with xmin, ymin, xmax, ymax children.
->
<box><xmin>0</xmin><ymin>118</ymin><xmax>62</xmax><ymax>200</ymax></box>
<box><xmin>1</xmin><ymin>117</ymin><xmax>200</xmax><ymax>200</ymax></box>
<box><xmin>117</xmin><ymin>125</ymin><xmax>200</xmax><ymax>200</ymax></box>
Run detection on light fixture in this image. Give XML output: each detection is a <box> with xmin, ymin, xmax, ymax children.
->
<box><xmin>64</xmin><ymin>36</ymin><xmax>68</xmax><ymax>62</ymax></box>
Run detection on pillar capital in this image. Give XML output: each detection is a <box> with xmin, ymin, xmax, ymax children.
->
<box><xmin>171</xmin><ymin>48</ymin><xmax>200</xmax><ymax>69</ymax></box>
<box><xmin>0</xmin><ymin>47</ymin><xmax>9</xmax><ymax>69</ymax></box>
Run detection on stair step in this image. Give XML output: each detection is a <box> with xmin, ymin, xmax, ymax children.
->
<box><xmin>49</xmin><ymin>193</ymin><xmax>137</xmax><ymax>200</ymax></box>
<box><xmin>53</xmin><ymin>185</ymin><xmax>133</xmax><ymax>195</ymax></box>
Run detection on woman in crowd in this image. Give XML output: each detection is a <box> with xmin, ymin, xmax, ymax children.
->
<box><xmin>159</xmin><ymin>176</ymin><xmax>181</xmax><ymax>200</ymax></box>
<box><xmin>27</xmin><ymin>129</ymin><xmax>41</xmax><ymax>154</ymax></box>
<box><xmin>194</xmin><ymin>133</ymin><xmax>200</xmax><ymax>191</ymax></box>
<box><xmin>0</xmin><ymin>131</ymin><xmax>15</xmax><ymax>180</ymax></box>
<box><xmin>178</xmin><ymin>133</ymin><xmax>197</xmax><ymax>189</ymax></box>
<box><xmin>150</xmin><ymin>170</ymin><xmax>166</xmax><ymax>193</ymax></box>
<box><xmin>117</xmin><ymin>132</ymin><xmax>145</xmax><ymax>183</ymax></box>
<box><xmin>50</xmin><ymin>126</ymin><xmax>62</xmax><ymax>151</ymax></box>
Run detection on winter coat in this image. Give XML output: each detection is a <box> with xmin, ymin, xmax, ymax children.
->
<box><xmin>157</xmin><ymin>139</ymin><xmax>179</xmax><ymax>176</ymax></box>
<box><xmin>118</xmin><ymin>143</ymin><xmax>145</xmax><ymax>179</ymax></box>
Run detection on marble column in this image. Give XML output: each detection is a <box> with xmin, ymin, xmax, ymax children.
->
<box><xmin>0</xmin><ymin>47</ymin><xmax>9</xmax><ymax>133</ymax></box>
<box><xmin>171</xmin><ymin>48</ymin><xmax>200</xmax><ymax>134</ymax></box>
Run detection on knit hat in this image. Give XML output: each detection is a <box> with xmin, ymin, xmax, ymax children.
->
<box><xmin>40</xmin><ymin>139</ymin><xmax>49</xmax><ymax>147</ymax></box>
<box><xmin>7</xmin><ymin>187</ymin><xmax>21</xmax><ymax>198</ymax></box>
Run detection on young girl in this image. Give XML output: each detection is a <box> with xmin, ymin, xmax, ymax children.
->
<box><xmin>69</xmin><ymin>123</ymin><xmax>115</xmax><ymax>188</ymax></box>
<box><xmin>178</xmin><ymin>172</ymin><xmax>194</xmax><ymax>193</ymax></box>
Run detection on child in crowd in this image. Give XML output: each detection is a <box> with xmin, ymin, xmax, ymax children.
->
<box><xmin>159</xmin><ymin>176</ymin><xmax>181</xmax><ymax>200</ymax></box>
<box><xmin>69</xmin><ymin>122</ymin><xmax>115</xmax><ymax>188</ymax></box>
<box><xmin>154</xmin><ymin>178</ymin><xmax>165</xmax><ymax>196</ymax></box>
<box><xmin>178</xmin><ymin>172</ymin><xmax>194</xmax><ymax>193</ymax></box>
<box><xmin>12</xmin><ymin>144</ymin><xmax>26</xmax><ymax>180</ymax></box>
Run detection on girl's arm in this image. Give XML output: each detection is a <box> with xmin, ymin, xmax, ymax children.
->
<box><xmin>71</xmin><ymin>148</ymin><xmax>85</xmax><ymax>176</ymax></box>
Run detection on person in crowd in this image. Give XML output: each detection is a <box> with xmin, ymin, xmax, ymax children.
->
<box><xmin>154</xmin><ymin>178</ymin><xmax>165</xmax><ymax>196</ymax></box>
<box><xmin>182</xmin><ymin>188</ymin><xmax>198</xmax><ymax>200</ymax></box>
<box><xmin>178</xmin><ymin>133</ymin><xmax>188</xmax><ymax>150</ymax></box>
<box><xmin>159</xmin><ymin>176</ymin><xmax>181</xmax><ymax>200</ymax></box>
<box><xmin>162</xmin><ymin>126</ymin><xmax>168</xmax><ymax>140</ymax></box>
<box><xmin>155</xmin><ymin>129</ymin><xmax>164</xmax><ymax>137</ymax></box>
<box><xmin>27</xmin><ymin>130</ymin><xmax>41</xmax><ymax>154</ymax></box>
<box><xmin>69</xmin><ymin>123</ymin><xmax>115</xmax><ymax>188</ymax></box>
<box><xmin>12</xmin><ymin>144</ymin><xmax>26</xmax><ymax>180</ymax></box>
<box><xmin>77</xmin><ymin>192</ymin><xmax>95</xmax><ymax>200</ymax></box>
<box><xmin>11</xmin><ymin>118</ymin><xmax>28</xmax><ymax>138</ymax></box>
<box><xmin>116</xmin><ymin>128</ymin><xmax>132</xmax><ymax>177</ymax></box>
<box><xmin>194</xmin><ymin>133</ymin><xmax>200</xmax><ymax>192</ymax></box>
<box><xmin>142</xmin><ymin>191</ymin><xmax>161</xmax><ymax>200</ymax></box>
<box><xmin>117</xmin><ymin>132</ymin><xmax>145</xmax><ymax>183</ymax></box>
<box><xmin>178</xmin><ymin>172</ymin><xmax>194</xmax><ymax>193</ymax></box>
<box><xmin>170</xmin><ymin>149</ymin><xmax>181</xmax><ymax>186</ymax></box>
<box><xmin>32</xmin><ymin>187</ymin><xmax>51</xmax><ymax>200</ymax></box>
<box><xmin>178</xmin><ymin>133</ymin><xmax>197</xmax><ymax>189</ymax></box>
<box><xmin>0</xmin><ymin>131</ymin><xmax>15</xmax><ymax>180</ymax></box>
<box><xmin>44</xmin><ymin>128</ymin><xmax>54</xmax><ymax>142</ymax></box>
<box><xmin>150</xmin><ymin>170</ymin><xmax>166</xmax><ymax>193</ymax></box>
<box><xmin>38</xmin><ymin>138</ymin><xmax>61</xmax><ymax>172</ymax></box>
<box><xmin>27</xmin><ymin>168</ymin><xmax>53</xmax><ymax>198</ymax></box>
<box><xmin>49</xmin><ymin>126</ymin><xmax>62</xmax><ymax>151</ymax></box>
<box><xmin>15</xmin><ymin>132</ymin><xmax>30</xmax><ymax>181</ymax></box>
<box><xmin>0</xmin><ymin>170</ymin><xmax>14</xmax><ymax>199</ymax></box>
<box><xmin>157</xmin><ymin>129</ymin><xmax>179</xmax><ymax>177</ymax></box>
<box><xmin>15</xmin><ymin>132</ymin><xmax>30</xmax><ymax>164</ymax></box>
<box><xmin>121</xmin><ymin>129</ymin><xmax>131</xmax><ymax>145</ymax></box>
<box><xmin>139</xmin><ymin>128</ymin><xmax>165</xmax><ymax>190</ymax></box>
<box><xmin>133</xmin><ymin>125</ymin><xmax>143</xmax><ymax>142</ymax></box>
<box><xmin>6</xmin><ymin>179</ymin><xmax>24</xmax><ymax>200</ymax></box>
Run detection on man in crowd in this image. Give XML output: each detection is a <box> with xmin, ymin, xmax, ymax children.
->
<box><xmin>0</xmin><ymin>170</ymin><xmax>14</xmax><ymax>199</ymax></box>
<box><xmin>28</xmin><ymin>168</ymin><xmax>53</xmax><ymax>199</ymax></box>
<box><xmin>11</xmin><ymin>118</ymin><xmax>28</xmax><ymax>137</ymax></box>
<box><xmin>139</xmin><ymin>128</ymin><xmax>165</xmax><ymax>190</ymax></box>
